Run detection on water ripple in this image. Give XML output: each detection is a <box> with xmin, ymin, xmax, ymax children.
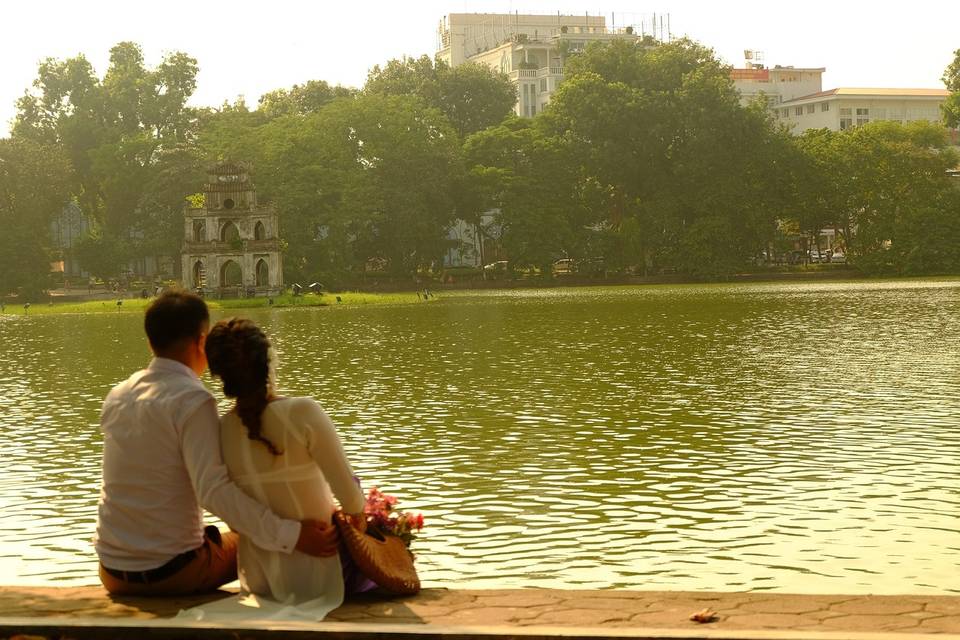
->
<box><xmin>1</xmin><ymin>280</ymin><xmax>959</xmax><ymax>592</ymax></box>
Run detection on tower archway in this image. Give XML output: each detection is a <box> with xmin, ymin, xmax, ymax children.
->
<box><xmin>255</xmin><ymin>258</ymin><xmax>269</xmax><ymax>287</ymax></box>
<box><xmin>192</xmin><ymin>260</ymin><xmax>204</xmax><ymax>288</ymax></box>
<box><xmin>220</xmin><ymin>260</ymin><xmax>242</xmax><ymax>287</ymax></box>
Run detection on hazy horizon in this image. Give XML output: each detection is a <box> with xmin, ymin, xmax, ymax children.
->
<box><xmin>3</xmin><ymin>0</ymin><xmax>959</xmax><ymax>135</ymax></box>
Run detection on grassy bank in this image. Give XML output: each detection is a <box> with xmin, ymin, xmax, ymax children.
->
<box><xmin>0</xmin><ymin>291</ymin><xmax>431</xmax><ymax>316</ymax></box>
<box><xmin>5</xmin><ymin>273</ymin><xmax>960</xmax><ymax>316</ymax></box>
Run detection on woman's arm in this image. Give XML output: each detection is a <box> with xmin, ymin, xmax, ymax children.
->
<box><xmin>302</xmin><ymin>400</ymin><xmax>366</xmax><ymax>517</ymax></box>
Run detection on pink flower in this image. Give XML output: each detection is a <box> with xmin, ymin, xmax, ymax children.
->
<box><xmin>359</xmin><ymin>487</ymin><xmax>423</xmax><ymax>545</ymax></box>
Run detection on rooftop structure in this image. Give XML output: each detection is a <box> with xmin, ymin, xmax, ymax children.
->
<box><xmin>438</xmin><ymin>12</ymin><xmax>669</xmax><ymax>117</ymax></box>
<box><xmin>730</xmin><ymin>64</ymin><xmax>826</xmax><ymax>108</ymax></box>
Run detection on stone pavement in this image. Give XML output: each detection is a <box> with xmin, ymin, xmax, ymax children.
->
<box><xmin>1</xmin><ymin>587</ymin><xmax>960</xmax><ymax>638</ymax></box>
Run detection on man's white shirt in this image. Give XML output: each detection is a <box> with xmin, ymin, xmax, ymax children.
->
<box><xmin>95</xmin><ymin>357</ymin><xmax>300</xmax><ymax>571</ymax></box>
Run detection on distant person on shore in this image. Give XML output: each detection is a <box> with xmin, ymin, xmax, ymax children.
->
<box><xmin>203</xmin><ymin>317</ymin><xmax>369</xmax><ymax>616</ymax></box>
<box><xmin>94</xmin><ymin>290</ymin><xmax>340</xmax><ymax>596</ymax></box>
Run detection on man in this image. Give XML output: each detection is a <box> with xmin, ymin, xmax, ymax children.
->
<box><xmin>96</xmin><ymin>290</ymin><xmax>337</xmax><ymax>595</ymax></box>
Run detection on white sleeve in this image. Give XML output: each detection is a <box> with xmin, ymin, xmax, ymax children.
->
<box><xmin>180</xmin><ymin>397</ymin><xmax>301</xmax><ymax>552</ymax></box>
<box><xmin>304</xmin><ymin>402</ymin><xmax>365</xmax><ymax>514</ymax></box>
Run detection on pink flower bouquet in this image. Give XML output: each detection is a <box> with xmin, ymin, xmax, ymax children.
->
<box><xmin>363</xmin><ymin>486</ymin><xmax>424</xmax><ymax>547</ymax></box>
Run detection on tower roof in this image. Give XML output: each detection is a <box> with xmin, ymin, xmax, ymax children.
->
<box><xmin>207</xmin><ymin>161</ymin><xmax>249</xmax><ymax>176</ymax></box>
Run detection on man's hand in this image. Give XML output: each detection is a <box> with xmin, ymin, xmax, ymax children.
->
<box><xmin>295</xmin><ymin>519</ymin><xmax>340</xmax><ymax>557</ymax></box>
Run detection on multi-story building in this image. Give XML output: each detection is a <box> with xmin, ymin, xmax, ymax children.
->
<box><xmin>730</xmin><ymin>65</ymin><xmax>826</xmax><ymax>108</ymax></box>
<box><xmin>437</xmin><ymin>12</ymin><xmax>662</xmax><ymax>117</ymax></box>
<box><xmin>776</xmin><ymin>88</ymin><xmax>949</xmax><ymax>134</ymax></box>
<box><xmin>181</xmin><ymin>162</ymin><xmax>283</xmax><ymax>296</ymax></box>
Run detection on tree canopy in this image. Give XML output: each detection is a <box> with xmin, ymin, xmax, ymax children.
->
<box><xmin>3</xmin><ymin>39</ymin><xmax>960</xmax><ymax>297</ymax></box>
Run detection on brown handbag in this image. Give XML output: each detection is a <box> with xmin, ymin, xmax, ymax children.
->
<box><xmin>334</xmin><ymin>511</ymin><xmax>421</xmax><ymax>595</ymax></box>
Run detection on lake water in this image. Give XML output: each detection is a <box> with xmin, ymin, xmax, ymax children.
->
<box><xmin>1</xmin><ymin>281</ymin><xmax>959</xmax><ymax>593</ymax></box>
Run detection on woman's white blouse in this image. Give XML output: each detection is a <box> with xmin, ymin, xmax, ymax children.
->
<box><xmin>220</xmin><ymin>397</ymin><xmax>365</xmax><ymax>614</ymax></box>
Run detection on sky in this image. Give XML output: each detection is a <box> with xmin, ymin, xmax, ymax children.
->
<box><xmin>2</xmin><ymin>0</ymin><xmax>960</xmax><ymax>136</ymax></box>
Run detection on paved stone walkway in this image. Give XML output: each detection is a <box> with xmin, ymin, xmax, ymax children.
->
<box><xmin>1</xmin><ymin>587</ymin><xmax>959</xmax><ymax>635</ymax></box>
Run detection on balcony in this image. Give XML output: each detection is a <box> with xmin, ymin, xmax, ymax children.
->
<box><xmin>509</xmin><ymin>66</ymin><xmax>564</xmax><ymax>82</ymax></box>
<box><xmin>511</xmin><ymin>69</ymin><xmax>539</xmax><ymax>79</ymax></box>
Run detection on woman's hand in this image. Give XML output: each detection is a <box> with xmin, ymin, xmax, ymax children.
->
<box><xmin>346</xmin><ymin>512</ymin><xmax>367</xmax><ymax>534</ymax></box>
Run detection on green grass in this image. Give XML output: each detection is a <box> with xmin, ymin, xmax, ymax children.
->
<box><xmin>1</xmin><ymin>291</ymin><xmax>432</xmax><ymax>316</ymax></box>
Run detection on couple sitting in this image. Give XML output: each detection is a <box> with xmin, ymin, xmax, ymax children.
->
<box><xmin>95</xmin><ymin>291</ymin><xmax>369</xmax><ymax>613</ymax></box>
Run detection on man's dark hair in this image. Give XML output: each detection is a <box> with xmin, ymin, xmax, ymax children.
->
<box><xmin>144</xmin><ymin>290</ymin><xmax>210</xmax><ymax>353</ymax></box>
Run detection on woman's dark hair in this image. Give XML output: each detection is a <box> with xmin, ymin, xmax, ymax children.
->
<box><xmin>205</xmin><ymin>318</ymin><xmax>281</xmax><ymax>455</ymax></box>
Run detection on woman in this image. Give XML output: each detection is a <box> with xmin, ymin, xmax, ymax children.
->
<box><xmin>204</xmin><ymin>317</ymin><xmax>367</xmax><ymax>615</ymax></box>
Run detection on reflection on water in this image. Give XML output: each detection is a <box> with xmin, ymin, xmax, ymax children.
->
<box><xmin>1</xmin><ymin>280</ymin><xmax>959</xmax><ymax>592</ymax></box>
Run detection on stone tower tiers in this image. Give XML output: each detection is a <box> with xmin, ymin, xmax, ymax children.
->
<box><xmin>180</xmin><ymin>162</ymin><xmax>283</xmax><ymax>297</ymax></box>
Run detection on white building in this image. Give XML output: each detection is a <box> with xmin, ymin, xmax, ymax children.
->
<box><xmin>181</xmin><ymin>163</ymin><xmax>283</xmax><ymax>297</ymax></box>
<box><xmin>776</xmin><ymin>88</ymin><xmax>950</xmax><ymax>134</ymax></box>
<box><xmin>730</xmin><ymin>65</ymin><xmax>825</xmax><ymax>108</ymax></box>
<box><xmin>438</xmin><ymin>12</ymin><xmax>663</xmax><ymax>117</ymax></box>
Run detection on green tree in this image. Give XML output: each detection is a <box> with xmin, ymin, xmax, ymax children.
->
<box><xmin>365</xmin><ymin>55</ymin><xmax>515</xmax><ymax>138</ymax></box>
<box><xmin>464</xmin><ymin>117</ymin><xmax>587</xmax><ymax>274</ymax></box>
<box><xmin>545</xmin><ymin>38</ymin><xmax>789</xmax><ymax>276</ymax></box>
<box><xmin>941</xmin><ymin>48</ymin><xmax>960</xmax><ymax>128</ymax></box>
<box><xmin>323</xmin><ymin>93</ymin><xmax>461</xmax><ymax>277</ymax></box>
<box><xmin>73</xmin><ymin>229</ymin><xmax>131</xmax><ymax>282</ymax></box>
<box><xmin>226</xmin><ymin>93</ymin><xmax>460</xmax><ymax>283</ymax></box>
<box><xmin>14</xmin><ymin>42</ymin><xmax>200</xmax><ymax>276</ymax></box>
<box><xmin>0</xmin><ymin>138</ymin><xmax>73</xmax><ymax>298</ymax></box>
<box><xmin>796</xmin><ymin>120</ymin><xmax>959</xmax><ymax>274</ymax></box>
<box><xmin>195</xmin><ymin>98</ymin><xmax>268</xmax><ymax>165</ymax></box>
<box><xmin>839</xmin><ymin>121</ymin><xmax>957</xmax><ymax>273</ymax></box>
<box><xmin>258</xmin><ymin>80</ymin><xmax>355</xmax><ymax>118</ymax></box>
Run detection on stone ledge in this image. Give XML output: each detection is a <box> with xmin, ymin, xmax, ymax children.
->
<box><xmin>2</xmin><ymin>618</ymin><xmax>960</xmax><ymax>640</ymax></box>
<box><xmin>1</xmin><ymin>587</ymin><xmax>959</xmax><ymax>637</ymax></box>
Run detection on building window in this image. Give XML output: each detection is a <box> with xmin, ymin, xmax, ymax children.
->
<box><xmin>806</xmin><ymin>104</ymin><xmax>815</xmax><ymax>114</ymax></box>
<box><xmin>840</xmin><ymin>118</ymin><xmax>853</xmax><ymax>130</ymax></box>
<box><xmin>840</xmin><ymin>108</ymin><xmax>852</xmax><ymax>116</ymax></box>
<box><xmin>795</xmin><ymin>107</ymin><xmax>803</xmax><ymax>116</ymax></box>
<box><xmin>220</xmin><ymin>221</ymin><xmax>240</xmax><ymax>243</ymax></box>
<box><xmin>540</xmin><ymin>78</ymin><xmax>547</xmax><ymax>92</ymax></box>
<box><xmin>782</xmin><ymin>108</ymin><xmax>790</xmax><ymax>118</ymax></box>
<box><xmin>856</xmin><ymin>108</ymin><xmax>869</xmax><ymax>116</ymax></box>
<box><xmin>821</xmin><ymin>102</ymin><xmax>829</xmax><ymax>112</ymax></box>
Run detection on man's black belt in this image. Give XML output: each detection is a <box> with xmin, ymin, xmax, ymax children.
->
<box><xmin>101</xmin><ymin>549</ymin><xmax>197</xmax><ymax>584</ymax></box>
